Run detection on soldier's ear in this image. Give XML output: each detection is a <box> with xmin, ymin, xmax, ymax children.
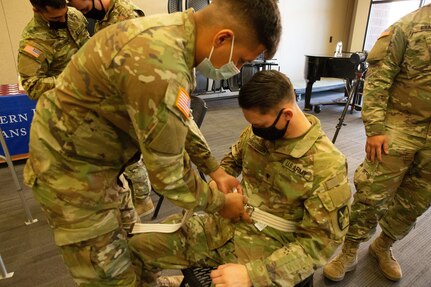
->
<box><xmin>283</xmin><ymin>108</ymin><xmax>293</xmax><ymax>121</ymax></box>
<box><xmin>212</xmin><ymin>29</ymin><xmax>234</xmax><ymax>48</ymax></box>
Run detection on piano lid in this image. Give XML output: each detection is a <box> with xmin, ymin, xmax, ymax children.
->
<box><xmin>304</xmin><ymin>53</ymin><xmax>359</xmax><ymax>81</ymax></box>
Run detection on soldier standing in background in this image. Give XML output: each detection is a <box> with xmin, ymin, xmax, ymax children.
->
<box><xmin>324</xmin><ymin>4</ymin><xmax>431</xmax><ymax>282</ymax></box>
<box><xmin>68</xmin><ymin>0</ymin><xmax>144</xmax><ymax>33</ymax></box>
<box><xmin>17</xmin><ymin>0</ymin><xmax>89</xmax><ymax>100</ymax></box>
<box><xmin>129</xmin><ymin>70</ymin><xmax>352</xmax><ymax>287</ymax></box>
<box><xmin>69</xmin><ymin>0</ymin><xmax>154</xmax><ymax>218</ymax></box>
<box><xmin>24</xmin><ymin>0</ymin><xmax>282</xmax><ymax>285</ymax></box>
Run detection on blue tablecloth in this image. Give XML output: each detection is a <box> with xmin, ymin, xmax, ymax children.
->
<box><xmin>0</xmin><ymin>93</ymin><xmax>37</xmax><ymax>160</ymax></box>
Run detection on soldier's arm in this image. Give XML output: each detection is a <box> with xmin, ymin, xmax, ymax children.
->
<box><xmin>18</xmin><ymin>43</ymin><xmax>55</xmax><ymax>100</ymax></box>
<box><xmin>219</xmin><ymin>126</ymin><xmax>251</xmax><ymax>178</ymax></box>
<box><xmin>185</xmin><ymin>121</ymin><xmax>219</xmax><ymax>175</ymax></box>
<box><xmin>362</xmin><ymin>24</ymin><xmax>407</xmax><ymax>136</ymax></box>
<box><xmin>245</xmin><ymin>156</ymin><xmax>352</xmax><ymax>286</ymax></box>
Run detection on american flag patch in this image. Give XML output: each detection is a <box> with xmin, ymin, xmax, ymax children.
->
<box><xmin>175</xmin><ymin>87</ymin><xmax>191</xmax><ymax>119</ymax></box>
<box><xmin>378</xmin><ymin>29</ymin><xmax>391</xmax><ymax>39</ymax></box>
<box><xmin>23</xmin><ymin>45</ymin><xmax>41</xmax><ymax>58</ymax></box>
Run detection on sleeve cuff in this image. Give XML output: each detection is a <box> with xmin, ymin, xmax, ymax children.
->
<box><xmin>204</xmin><ymin>183</ymin><xmax>225</xmax><ymax>213</ymax></box>
<box><xmin>365</xmin><ymin>123</ymin><xmax>386</xmax><ymax>136</ymax></box>
<box><xmin>199</xmin><ymin>157</ymin><xmax>219</xmax><ymax>175</ymax></box>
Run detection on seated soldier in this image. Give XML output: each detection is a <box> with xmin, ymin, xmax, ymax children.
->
<box><xmin>129</xmin><ymin>70</ymin><xmax>352</xmax><ymax>287</ymax></box>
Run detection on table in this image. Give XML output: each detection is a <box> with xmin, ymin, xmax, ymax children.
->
<box><xmin>0</xmin><ymin>84</ymin><xmax>36</xmax><ymax>161</ymax></box>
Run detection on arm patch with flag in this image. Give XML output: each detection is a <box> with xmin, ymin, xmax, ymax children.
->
<box><xmin>175</xmin><ymin>87</ymin><xmax>191</xmax><ymax>119</ymax></box>
<box><xmin>23</xmin><ymin>45</ymin><xmax>42</xmax><ymax>58</ymax></box>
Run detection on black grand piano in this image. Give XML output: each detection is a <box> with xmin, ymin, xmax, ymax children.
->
<box><xmin>303</xmin><ymin>53</ymin><xmax>365</xmax><ymax>111</ymax></box>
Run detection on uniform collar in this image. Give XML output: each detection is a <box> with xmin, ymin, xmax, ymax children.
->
<box><xmin>33</xmin><ymin>12</ymin><xmax>50</xmax><ymax>28</ymax></box>
<box><xmin>261</xmin><ymin>114</ymin><xmax>322</xmax><ymax>158</ymax></box>
<box><xmin>183</xmin><ymin>9</ymin><xmax>196</xmax><ymax>72</ymax></box>
<box><xmin>98</xmin><ymin>0</ymin><xmax>116</xmax><ymax>23</ymax></box>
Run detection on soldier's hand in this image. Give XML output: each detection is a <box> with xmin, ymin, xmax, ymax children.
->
<box><xmin>365</xmin><ymin>135</ymin><xmax>389</xmax><ymax>162</ymax></box>
<box><xmin>210</xmin><ymin>263</ymin><xmax>252</xmax><ymax>287</ymax></box>
<box><xmin>209</xmin><ymin>167</ymin><xmax>243</xmax><ymax>194</ymax></box>
<box><xmin>218</xmin><ymin>193</ymin><xmax>246</xmax><ymax>220</ymax></box>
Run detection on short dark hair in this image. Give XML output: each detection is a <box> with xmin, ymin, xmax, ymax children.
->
<box><xmin>238</xmin><ymin>70</ymin><xmax>295</xmax><ymax>114</ymax></box>
<box><xmin>30</xmin><ymin>0</ymin><xmax>67</xmax><ymax>11</ymax></box>
<box><xmin>217</xmin><ymin>0</ymin><xmax>282</xmax><ymax>59</ymax></box>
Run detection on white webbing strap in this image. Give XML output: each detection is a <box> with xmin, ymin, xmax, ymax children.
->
<box><xmin>130</xmin><ymin>209</ymin><xmax>193</xmax><ymax>234</ymax></box>
<box><xmin>248</xmin><ymin>206</ymin><xmax>298</xmax><ymax>232</ymax></box>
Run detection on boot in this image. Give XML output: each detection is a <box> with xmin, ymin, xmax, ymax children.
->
<box><xmin>323</xmin><ymin>240</ymin><xmax>359</xmax><ymax>281</ymax></box>
<box><xmin>135</xmin><ymin>197</ymin><xmax>155</xmax><ymax>217</ymax></box>
<box><xmin>369</xmin><ymin>232</ymin><xmax>402</xmax><ymax>281</ymax></box>
<box><xmin>156</xmin><ymin>275</ymin><xmax>184</xmax><ymax>287</ymax></box>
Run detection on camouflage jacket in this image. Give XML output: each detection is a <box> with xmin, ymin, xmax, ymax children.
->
<box><xmin>95</xmin><ymin>0</ymin><xmax>145</xmax><ymax>32</ymax></box>
<box><xmin>363</xmin><ymin>4</ymin><xmax>431</xmax><ymax>138</ymax></box>
<box><xmin>220</xmin><ymin>115</ymin><xmax>352</xmax><ymax>286</ymax></box>
<box><xmin>17</xmin><ymin>8</ymin><xmax>89</xmax><ymax>100</ymax></box>
<box><xmin>24</xmin><ymin>10</ymin><xmax>221</xmax><ymax>245</ymax></box>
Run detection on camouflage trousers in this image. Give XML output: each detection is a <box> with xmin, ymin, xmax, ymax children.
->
<box><xmin>59</xmin><ymin>229</ymin><xmax>137</xmax><ymax>287</ymax></box>
<box><xmin>128</xmin><ymin>213</ymin><xmax>236</xmax><ymax>286</ymax></box>
<box><xmin>128</xmin><ymin>214</ymin><xmax>314</xmax><ymax>286</ymax></box>
<box><xmin>123</xmin><ymin>155</ymin><xmax>152</xmax><ymax>203</ymax></box>
<box><xmin>32</xmin><ymin>178</ymin><xmax>139</xmax><ymax>286</ymax></box>
<box><xmin>348</xmin><ymin>126</ymin><xmax>431</xmax><ymax>242</ymax></box>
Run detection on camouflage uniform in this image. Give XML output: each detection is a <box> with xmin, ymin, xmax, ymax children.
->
<box><xmin>348</xmin><ymin>4</ymin><xmax>431</xmax><ymax>243</ymax></box>
<box><xmin>94</xmin><ymin>0</ymin><xmax>145</xmax><ymax>33</ymax></box>
<box><xmin>129</xmin><ymin>115</ymin><xmax>352</xmax><ymax>287</ymax></box>
<box><xmin>24</xmin><ymin>10</ymin><xmax>222</xmax><ymax>286</ymax></box>
<box><xmin>17</xmin><ymin>7</ymin><xmax>89</xmax><ymax>100</ymax></box>
<box><xmin>93</xmin><ymin>0</ymin><xmax>151</xmax><ymax>213</ymax></box>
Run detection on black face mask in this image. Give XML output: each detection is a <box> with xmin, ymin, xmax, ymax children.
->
<box><xmin>252</xmin><ymin>108</ymin><xmax>289</xmax><ymax>140</ymax></box>
<box><xmin>49</xmin><ymin>20</ymin><xmax>67</xmax><ymax>30</ymax></box>
<box><xmin>85</xmin><ymin>0</ymin><xmax>106</xmax><ymax>20</ymax></box>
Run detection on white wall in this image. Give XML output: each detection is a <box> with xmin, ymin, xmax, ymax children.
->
<box><xmin>133</xmin><ymin>0</ymin><xmax>167</xmax><ymax>15</ymax></box>
<box><xmin>275</xmin><ymin>0</ymin><xmax>355</xmax><ymax>82</ymax></box>
<box><xmin>0</xmin><ymin>0</ymin><xmax>33</xmax><ymax>85</ymax></box>
<box><xmin>349</xmin><ymin>0</ymin><xmax>371</xmax><ymax>52</ymax></box>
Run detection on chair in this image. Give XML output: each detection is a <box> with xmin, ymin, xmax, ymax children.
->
<box><xmin>186</xmin><ymin>0</ymin><xmax>210</xmax><ymax>11</ymax></box>
<box><xmin>152</xmin><ymin>96</ymin><xmax>208</xmax><ymax>220</ymax></box>
<box><xmin>168</xmin><ymin>0</ymin><xmax>182</xmax><ymax>13</ymax></box>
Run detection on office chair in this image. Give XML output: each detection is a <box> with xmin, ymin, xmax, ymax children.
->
<box><xmin>186</xmin><ymin>0</ymin><xmax>210</xmax><ymax>11</ymax></box>
<box><xmin>152</xmin><ymin>95</ymin><xmax>208</xmax><ymax>220</ymax></box>
<box><xmin>168</xmin><ymin>0</ymin><xmax>182</xmax><ymax>13</ymax></box>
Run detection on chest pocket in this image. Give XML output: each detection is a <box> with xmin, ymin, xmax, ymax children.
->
<box><xmin>242</xmin><ymin>138</ymin><xmax>268</xmax><ymax>180</ymax></box>
<box><xmin>404</xmin><ymin>28</ymin><xmax>431</xmax><ymax>78</ymax></box>
<box><xmin>273</xmin><ymin>160</ymin><xmax>314</xmax><ymax>202</ymax></box>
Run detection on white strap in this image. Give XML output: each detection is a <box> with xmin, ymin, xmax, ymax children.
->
<box><xmin>130</xmin><ymin>210</ymin><xmax>193</xmax><ymax>234</ymax></box>
<box><xmin>249</xmin><ymin>206</ymin><xmax>298</xmax><ymax>232</ymax></box>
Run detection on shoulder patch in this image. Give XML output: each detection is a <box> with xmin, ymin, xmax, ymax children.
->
<box><xmin>23</xmin><ymin>45</ymin><xmax>41</xmax><ymax>58</ymax></box>
<box><xmin>377</xmin><ymin>29</ymin><xmax>391</xmax><ymax>39</ymax></box>
<box><xmin>175</xmin><ymin>87</ymin><xmax>191</xmax><ymax>119</ymax></box>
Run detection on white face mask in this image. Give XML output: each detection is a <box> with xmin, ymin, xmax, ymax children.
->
<box><xmin>196</xmin><ymin>36</ymin><xmax>241</xmax><ymax>80</ymax></box>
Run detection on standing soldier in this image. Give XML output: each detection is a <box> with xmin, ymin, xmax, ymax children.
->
<box><xmin>68</xmin><ymin>0</ymin><xmax>153</xmax><ymax>217</ymax></box>
<box><xmin>18</xmin><ymin>0</ymin><xmax>89</xmax><ymax>100</ymax></box>
<box><xmin>24</xmin><ymin>0</ymin><xmax>282</xmax><ymax>285</ymax></box>
<box><xmin>323</xmin><ymin>4</ymin><xmax>431</xmax><ymax>282</ymax></box>
<box><xmin>129</xmin><ymin>70</ymin><xmax>352</xmax><ymax>287</ymax></box>
<box><xmin>68</xmin><ymin>0</ymin><xmax>144</xmax><ymax>33</ymax></box>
